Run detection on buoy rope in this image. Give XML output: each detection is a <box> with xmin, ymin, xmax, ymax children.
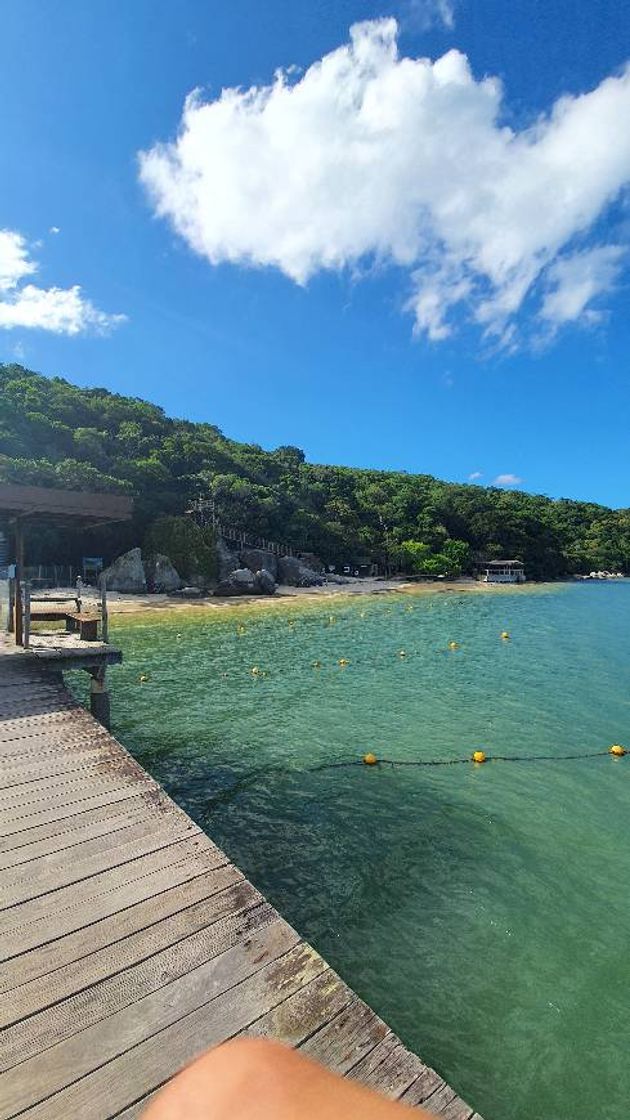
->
<box><xmin>204</xmin><ymin>747</ymin><xmax>625</xmax><ymax>809</ymax></box>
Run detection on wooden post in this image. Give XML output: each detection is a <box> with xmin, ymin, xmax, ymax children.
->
<box><xmin>89</xmin><ymin>666</ymin><xmax>110</xmax><ymax>728</ymax></box>
<box><xmin>23</xmin><ymin>580</ymin><xmax>31</xmax><ymax>649</ymax></box>
<box><xmin>100</xmin><ymin>576</ymin><xmax>109</xmax><ymax>644</ymax></box>
<box><xmin>14</xmin><ymin>519</ymin><xmax>24</xmax><ymax>646</ymax></box>
<box><xmin>7</xmin><ymin>577</ymin><xmax>15</xmax><ymax>633</ymax></box>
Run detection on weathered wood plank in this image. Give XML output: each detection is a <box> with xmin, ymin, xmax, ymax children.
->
<box><xmin>0</xmin><ymin>917</ymin><xmax>300</xmax><ymax>1116</ymax></box>
<box><xmin>0</xmin><ymin>839</ymin><xmax>228</xmax><ymax>959</ymax></box>
<box><xmin>0</xmin><ymin>760</ymin><xmax>149</xmax><ymax>808</ymax></box>
<box><xmin>0</xmin><ymin>799</ymin><xmax>158</xmax><ymax>869</ymax></box>
<box><xmin>0</xmin><ymin>902</ymin><xmax>277</xmax><ymax>1086</ymax></box>
<box><xmin>241</xmin><ymin>967</ymin><xmax>352</xmax><ymax>1047</ymax></box>
<box><xmin>398</xmin><ymin>1065</ymin><xmax>445</xmax><ymax>1106</ymax></box>
<box><xmin>0</xmin><ymin>791</ymin><xmax>157</xmax><ymax>854</ymax></box>
<box><xmin>0</xmin><ymin>781</ymin><xmax>158</xmax><ymax>839</ymax></box>
<box><xmin>1</xmin><ymin>812</ymin><xmax>200</xmax><ymax>909</ymax></box>
<box><xmin>16</xmin><ymin>942</ymin><xmax>327</xmax><ymax>1120</ymax></box>
<box><xmin>300</xmin><ymin>994</ymin><xmax>390</xmax><ymax>1073</ymax></box>
<box><xmin>1</xmin><ymin>745</ymin><xmax>123</xmax><ymax>788</ymax></box>
<box><xmin>351</xmin><ymin>1040</ymin><xmax>429</xmax><ymax>1099</ymax></box>
<box><xmin>0</xmin><ymin>872</ymin><xmax>249</xmax><ymax>1027</ymax></box>
<box><xmin>0</xmin><ymin>863</ymin><xmax>242</xmax><ymax>994</ymax></box>
<box><xmin>0</xmin><ymin>727</ymin><xmax>111</xmax><ymax>759</ymax></box>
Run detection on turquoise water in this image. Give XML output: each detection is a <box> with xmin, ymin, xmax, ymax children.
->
<box><xmin>103</xmin><ymin>583</ymin><xmax>630</xmax><ymax>1120</ymax></box>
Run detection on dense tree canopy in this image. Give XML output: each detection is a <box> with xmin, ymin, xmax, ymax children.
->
<box><xmin>1</xmin><ymin>363</ymin><xmax>628</xmax><ymax>578</ymax></box>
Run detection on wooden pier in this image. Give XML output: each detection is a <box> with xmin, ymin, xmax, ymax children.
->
<box><xmin>0</xmin><ymin>640</ymin><xmax>480</xmax><ymax>1120</ymax></box>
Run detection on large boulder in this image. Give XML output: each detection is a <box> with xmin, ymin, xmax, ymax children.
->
<box><xmin>254</xmin><ymin>568</ymin><xmax>276</xmax><ymax>595</ymax></box>
<box><xmin>278</xmin><ymin>556</ymin><xmax>324</xmax><ymax>587</ymax></box>
<box><xmin>216</xmin><ymin>536</ymin><xmax>239</xmax><ymax>580</ymax></box>
<box><xmin>214</xmin><ymin>567</ymin><xmax>257</xmax><ymax>597</ymax></box>
<box><xmin>145</xmin><ymin>553</ymin><xmax>182</xmax><ymax>592</ymax></box>
<box><xmin>102</xmin><ymin>548</ymin><xmax>146</xmax><ymax>594</ymax></box>
<box><xmin>239</xmin><ymin>548</ymin><xmax>279</xmax><ymax>580</ymax></box>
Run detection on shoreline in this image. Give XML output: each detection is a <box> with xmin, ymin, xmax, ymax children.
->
<box><xmin>72</xmin><ymin>575</ymin><xmax>524</xmax><ymax>615</ymax></box>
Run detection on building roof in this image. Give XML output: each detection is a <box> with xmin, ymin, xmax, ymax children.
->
<box><xmin>0</xmin><ymin>483</ymin><xmax>133</xmax><ymax>523</ymax></box>
<box><xmin>484</xmin><ymin>559</ymin><xmax>524</xmax><ymax>567</ymax></box>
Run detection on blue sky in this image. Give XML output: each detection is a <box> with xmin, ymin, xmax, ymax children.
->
<box><xmin>0</xmin><ymin>0</ymin><xmax>628</xmax><ymax>506</ymax></box>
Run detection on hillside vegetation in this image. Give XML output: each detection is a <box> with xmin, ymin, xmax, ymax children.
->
<box><xmin>1</xmin><ymin>363</ymin><xmax>628</xmax><ymax>579</ymax></box>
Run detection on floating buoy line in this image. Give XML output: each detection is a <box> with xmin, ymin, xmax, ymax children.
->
<box><xmin>204</xmin><ymin>744</ymin><xmax>628</xmax><ymax>809</ymax></box>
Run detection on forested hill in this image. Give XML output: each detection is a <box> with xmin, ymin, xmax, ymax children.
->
<box><xmin>1</xmin><ymin>362</ymin><xmax>628</xmax><ymax>579</ymax></box>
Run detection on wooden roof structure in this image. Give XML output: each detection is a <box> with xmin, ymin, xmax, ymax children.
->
<box><xmin>0</xmin><ymin>484</ymin><xmax>132</xmax><ymax>524</ymax></box>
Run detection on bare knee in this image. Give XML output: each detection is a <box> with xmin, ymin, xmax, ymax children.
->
<box><xmin>143</xmin><ymin>1037</ymin><xmax>302</xmax><ymax>1118</ymax></box>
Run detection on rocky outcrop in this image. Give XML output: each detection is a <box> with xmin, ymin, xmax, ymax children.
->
<box><xmin>239</xmin><ymin>548</ymin><xmax>279</xmax><ymax>580</ymax></box>
<box><xmin>278</xmin><ymin>556</ymin><xmax>324</xmax><ymax>587</ymax></box>
<box><xmin>254</xmin><ymin>568</ymin><xmax>276</xmax><ymax>595</ymax></box>
<box><xmin>216</xmin><ymin>536</ymin><xmax>239</xmax><ymax>581</ymax></box>
<box><xmin>145</xmin><ymin>553</ymin><xmax>182</xmax><ymax>592</ymax></box>
<box><xmin>214</xmin><ymin>568</ymin><xmax>257</xmax><ymax>597</ymax></box>
<box><xmin>101</xmin><ymin>548</ymin><xmax>147</xmax><ymax>593</ymax></box>
<box><xmin>169</xmin><ymin>586</ymin><xmax>203</xmax><ymax>598</ymax></box>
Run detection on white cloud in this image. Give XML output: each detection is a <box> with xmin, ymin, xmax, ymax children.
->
<box><xmin>49</xmin><ymin>226</ymin><xmax>61</xmax><ymax>235</ymax></box>
<box><xmin>540</xmin><ymin>245</ymin><xmax>626</xmax><ymax>326</ymax></box>
<box><xmin>0</xmin><ymin>230</ymin><xmax>36</xmax><ymax>293</ymax></box>
<box><xmin>0</xmin><ymin>229</ymin><xmax>125</xmax><ymax>335</ymax></box>
<box><xmin>468</xmin><ymin>470</ymin><xmax>483</xmax><ymax>481</ymax></box>
<box><xmin>139</xmin><ymin>19</ymin><xmax>630</xmax><ymax>345</ymax></box>
<box><xmin>402</xmin><ymin>1</ymin><xmax>456</xmax><ymax>31</ymax></box>
<box><xmin>493</xmin><ymin>473</ymin><xmax>523</xmax><ymax>486</ymax></box>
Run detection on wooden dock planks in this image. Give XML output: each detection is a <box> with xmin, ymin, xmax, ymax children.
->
<box><xmin>0</xmin><ymin>640</ymin><xmax>480</xmax><ymax>1119</ymax></box>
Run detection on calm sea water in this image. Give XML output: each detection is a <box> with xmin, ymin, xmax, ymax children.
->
<box><xmin>101</xmin><ymin>583</ymin><xmax>630</xmax><ymax>1120</ymax></box>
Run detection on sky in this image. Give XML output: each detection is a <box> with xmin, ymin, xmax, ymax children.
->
<box><xmin>0</xmin><ymin>0</ymin><xmax>628</xmax><ymax>507</ymax></box>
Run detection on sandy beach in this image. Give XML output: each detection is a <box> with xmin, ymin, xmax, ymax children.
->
<box><xmin>70</xmin><ymin>576</ymin><xmax>489</xmax><ymax>615</ymax></box>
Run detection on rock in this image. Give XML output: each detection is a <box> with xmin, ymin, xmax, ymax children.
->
<box><xmin>145</xmin><ymin>553</ymin><xmax>182</xmax><ymax>593</ymax></box>
<box><xmin>102</xmin><ymin>548</ymin><xmax>147</xmax><ymax>594</ymax></box>
<box><xmin>214</xmin><ymin>568</ymin><xmax>257</xmax><ymax>597</ymax></box>
<box><xmin>216</xmin><ymin>536</ymin><xmax>239</xmax><ymax>580</ymax></box>
<box><xmin>239</xmin><ymin>548</ymin><xmax>279</xmax><ymax>580</ymax></box>
<box><xmin>278</xmin><ymin>556</ymin><xmax>324</xmax><ymax>587</ymax></box>
<box><xmin>169</xmin><ymin>586</ymin><xmax>203</xmax><ymax>598</ymax></box>
<box><xmin>254</xmin><ymin>568</ymin><xmax>276</xmax><ymax>595</ymax></box>
<box><xmin>298</xmin><ymin>552</ymin><xmax>324</xmax><ymax>573</ymax></box>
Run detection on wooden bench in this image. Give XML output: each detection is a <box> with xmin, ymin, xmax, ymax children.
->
<box><xmin>64</xmin><ymin>611</ymin><xmax>100</xmax><ymax>641</ymax></box>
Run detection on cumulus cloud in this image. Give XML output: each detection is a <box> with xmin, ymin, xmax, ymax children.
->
<box><xmin>468</xmin><ymin>470</ymin><xmax>483</xmax><ymax>481</ymax></box>
<box><xmin>493</xmin><ymin>473</ymin><xmax>523</xmax><ymax>486</ymax></box>
<box><xmin>0</xmin><ymin>229</ymin><xmax>125</xmax><ymax>335</ymax></box>
<box><xmin>139</xmin><ymin>19</ymin><xmax>630</xmax><ymax>344</ymax></box>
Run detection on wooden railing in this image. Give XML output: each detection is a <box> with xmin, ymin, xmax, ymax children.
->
<box><xmin>16</xmin><ymin>577</ymin><xmax>109</xmax><ymax>648</ymax></box>
<box><xmin>187</xmin><ymin>501</ymin><xmax>298</xmax><ymax>557</ymax></box>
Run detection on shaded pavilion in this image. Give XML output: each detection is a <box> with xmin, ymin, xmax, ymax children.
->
<box><xmin>0</xmin><ymin>482</ymin><xmax>133</xmax><ymax>644</ymax></box>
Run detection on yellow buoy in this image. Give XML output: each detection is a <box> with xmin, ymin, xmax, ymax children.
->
<box><xmin>139</xmin><ymin>674</ymin><xmax>149</xmax><ymax>683</ymax></box>
<box><xmin>338</xmin><ymin>658</ymin><xmax>350</xmax><ymax>666</ymax></box>
<box><xmin>251</xmin><ymin>666</ymin><xmax>262</xmax><ymax>676</ymax></box>
<box><xmin>363</xmin><ymin>752</ymin><xmax>378</xmax><ymax>766</ymax></box>
<box><xmin>501</xmin><ymin>631</ymin><xmax>510</xmax><ymax>640</ymax></box>
<box><xmin>472</xmin><ymin>750</ymin><xmax>487</xmax><ymax>764</ymax></box>
<box><xmin>448</xmin><ymin>641</ymin><xmax>460</xmax><ymax>650</ymax></box>
<box><xmin>610</xmin><ymin>744</ymin><xmax>626</xmax><ymax>757</ymax></box>
<box><xmin>399</xmin><ymin>649</ymin><xmax>407</xmax><ymax>658</ymax></box>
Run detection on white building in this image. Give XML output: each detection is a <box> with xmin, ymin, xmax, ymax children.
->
<box><xmin>481</xmin><ymin>559</ymin><xmax>526</xmax><ymax>584</ymax></box>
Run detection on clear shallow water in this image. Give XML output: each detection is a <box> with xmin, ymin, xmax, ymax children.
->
<box><xmin>100</xmin><ymin>584</ymin><xmax>630</xmax><ymax>1120</ymax></box>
